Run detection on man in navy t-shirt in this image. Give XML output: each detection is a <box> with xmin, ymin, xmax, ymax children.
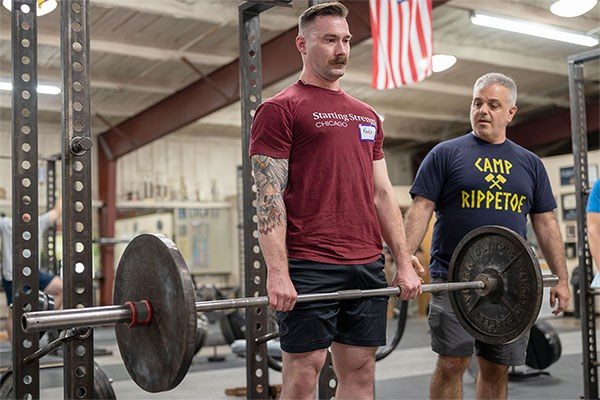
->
<box><xmin>405</xmin><ymin>72</ymin><xmax>571</xmax><ymax>399</ymax></box>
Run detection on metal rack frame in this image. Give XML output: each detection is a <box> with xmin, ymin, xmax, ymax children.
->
<box><xmin>43</xmin><ymin>157</ymin><xmax>58</xmax><ymax>276</ymax></box>
<box><xmin>11</xmin><ymin>1</ymin><xmax>41</xmax><ymax>397</ymax></box>
<box><xmin>239</xmin><ymin>2</ymin><xmax>283</xmax><ymax>397</ymax></box>
<box><xmin>60</xmin><ymin>0</ymin><xmax>94</xmax><ymax>397</ymax></box>
<box><xmin>568</xmin><ymin>47</ymin><xmax>600</xmax><ymax>400</ymax></box>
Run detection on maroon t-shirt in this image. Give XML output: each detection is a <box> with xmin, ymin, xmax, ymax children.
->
<box><xmin>249</xmin><ymin>80</ymin><xmax>384</xmax><ymax>264</ymax></box>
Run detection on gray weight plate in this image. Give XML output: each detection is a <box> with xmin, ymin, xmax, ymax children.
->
<box><xmin>114</xmin><ymin>234</ymin><xmax>197</xmax><ymax>392</ymax></box>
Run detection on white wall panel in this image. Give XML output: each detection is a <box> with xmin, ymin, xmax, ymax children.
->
<box><xmin>117</xmin><ymin>135</ymin><xmax>242</xmax><ymax>202</ymax></box>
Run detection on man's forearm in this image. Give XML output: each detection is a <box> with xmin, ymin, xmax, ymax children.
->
<box><xmin>404</xmin><ymin>198</ymin><xmax>434</xmax><ymax>255</ymax></box>
<box><xmin>258</xmin><ymin>227</ymin><xmax>288</xmax><ymax>274</ymax></box>
<box><xmin>252</xmin><ymin>155</ymin><xmax>289</xmax><ymax>273</ymax></box>
<box><xmin>590</xmin><ymin>231</ymin><xmax>600</xmax><ymax>270</ymax></box>
<box><xmin>533</xmin><ymin>214</ymin><xmax>568</xmax><ymax>282</ymax></box>
<box><xmin>374</xmin><ymin>188</ymin><xmax>411</xmax><ymax>267</ymax></box>
<box><xmin>588</xmin><ymin>214</ymin><xmax>600</xmax><ymax>269</ymax></box>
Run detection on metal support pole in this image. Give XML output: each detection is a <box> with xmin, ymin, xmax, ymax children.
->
<box><xmin>45</xmin><ymin>158</ymin><xmax>58</xmax><ymax>275</ymax></box>
<box><xmin>568</xmin><ymin>48</ymin><xmax>600</xmax><ymax>400</ymax></box>
<box><xmin>236</xmin><ymin>166</ymin><xmax>245</xmax><ymax>295</ymax></box>
<box><xmin>11</xmin><ymin>1</ymin><xmax>40</xmax><ymax>397</ymax></box>
<box><xmin>61</xmin><ymin>0</ymin><xmax>94</xmax><ymax>397</ymax></box>
<box><xmin>239</xmin><ymin>2</ymin><xmax>271</xmax><ymax>398</ymax></box>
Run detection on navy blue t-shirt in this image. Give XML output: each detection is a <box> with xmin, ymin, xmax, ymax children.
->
<box><xmin>410</xmin><ymin>133</ymin><xmax>556</xmax><ymax>279</ymax></box>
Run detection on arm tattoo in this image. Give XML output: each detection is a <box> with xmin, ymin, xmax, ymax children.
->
<box><xmin>251</xmin><ymin>155</ymin><xmax>289</xmax><ymax>235</ymax></box>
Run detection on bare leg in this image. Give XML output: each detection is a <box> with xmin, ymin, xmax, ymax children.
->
<box><xmin>279</xmin><ymin>348</ymin><xmax>328</xmax><ymax>400</ymax></box>
<box><xmin>6</xmin><ymin>307</ymin><xmax>12</xmax><ymax>344</ymax></box>
<box><xmin>476</xmin><ymin>356</ymin><xmax>508</xmax><ymax>400</ymax></box>
<box><xmin>331</xmin><ymin>342</ymin><xmax>377</xmax><ymax>400</ymax></box>
<box><xmin>430</xmin><ymin>355</ymin><xmax>470</xmax><ymax>399</ymax></box>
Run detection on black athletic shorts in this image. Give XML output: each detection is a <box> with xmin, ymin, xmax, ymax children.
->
<box><xmin>276</xmin><ymin>255</ymin><xmax>388</xmax><ymax>353</ymax></box>
<box><xmin>2</xmin><ymin>271</ymin><xmax>55</xmax><ymax>307</ymax></box>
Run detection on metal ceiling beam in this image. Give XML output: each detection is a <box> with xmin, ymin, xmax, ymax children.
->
<box><xmin>0</xmin><ymin>121</ymin><xmax>106</xmax><ymax>136</ymax></box>
<box><xmin>508</xmin><ymin>99</ymin><xmax>599</xmax><ymax>148</ymax></box>
<box><xmin>0</xmin><ymin>29</ymin><xmax>233</xmax><ymax>66</ymax></box>
<box><xmin>354</xmin><ymin>38</ymin><xmax>570</xmax><ymax>76</ymax></box>
<box><xmin>92</xmin><ymin>0</ymin><xmax>299</xmax><ymax>31</ymax></box>
<box><xmin>0</xmin><ymin>93</ymin><xmax>133</xmax><ymax>117</ymax></box>
<box><xmin>0</xmin><ymin>70</ymin><xmax>176</xmax><ymax>94</ymax></box>
<box><xmin>343</xmin><ymin>70</ymin><xmax>571</xmax><ymax>108</ymax></box>
<box><xmin>435</xmin><ymin>42</ymin><xmax>568</xmax><ymax>77</ymax></box>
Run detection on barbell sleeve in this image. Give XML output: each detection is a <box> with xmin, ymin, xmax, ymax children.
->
<box><xmin>542</xmin><ymin>275</ymin><xmax>560</xmax><ymax>287</ymax></box>
<box><xmin>23</xmin><ymin>305</ymin><xmax>132</xmax><ymax>332</ymax></box>
<box><xmin>22</xmin><ymin>274</ymin><xmax>559</xmax><ymax>333</ymax></box>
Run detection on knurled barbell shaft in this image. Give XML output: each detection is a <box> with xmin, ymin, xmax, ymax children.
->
<box><xmin>22</xmin><ymin>274</ymin><xmax>560</xmax><ymax>333</ymax></box>
<box><xmin>194</xmin><ymin>280</ymin><xmax>486</xmax><ymax>312</ymax></box>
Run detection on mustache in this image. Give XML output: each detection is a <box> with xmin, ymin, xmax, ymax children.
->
<box><xmin>329</xmin><ymin>55</ymin><xmax>347</xmax><ymax>65</ymax></box>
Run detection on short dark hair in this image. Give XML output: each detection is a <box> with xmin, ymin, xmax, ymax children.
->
<box><xmin>298</xmin><ymin>2</ymin><xmax>348</xmax><ymax>34</ymax></box>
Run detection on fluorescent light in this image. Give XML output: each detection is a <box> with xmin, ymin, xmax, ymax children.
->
<box><xmin>432</xmin><ymin>54</ymin><xmax>457</xmax><ymax>73</ymax></box>
<box><xmin>471</xmin><ymin>12</ymin><xmax>599</xmax><ymax>47</ymax></box>
<box><xmin>551</xmin><ymin>0</ymin><xmax>597</xmax><ymax>18</ymax></box>
<box><xmin>0</xmin><ymin>81</ymin><xmax>61</xmax><ymax>95</ymax></box>
<box><xmin>2</xmin><ymin>0</ymin><xmax>57</xmax><ymax>16</ymax></box>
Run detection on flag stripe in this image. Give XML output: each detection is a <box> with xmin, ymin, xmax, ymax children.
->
<box><xmin>390</xmin><ymin>0</ymin><xmax>403</xmax><ymax>87</ymax></box>
<box><xmin>370</xmin><ymin>0</ymin><xmax>380</xmax><ymax>88</ymax></box>
<box><xmin>400</xmin><ymin>0</ymin><xmax>411</xmax><ymax>84</ymax></box>
<box><xmin>369</xmin><ymin>0</ymin><xmax>433</xmax><ymax>89</ymax></box>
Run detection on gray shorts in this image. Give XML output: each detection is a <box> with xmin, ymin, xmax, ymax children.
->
<box><xmin>428</xmin><ymin>278</ymin><xmax>528</xmax><ymax>366</ymax></box>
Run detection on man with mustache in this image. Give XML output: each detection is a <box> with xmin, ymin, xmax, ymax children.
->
<box><xmin>249</xmin><ymin>2</ymin><xmax>421</xmax><ymax>399</ymax></box>
<box><xmin>404</xmin><ymin>72</ymin><xmax>571</xmax><ymax>399</ymax></box>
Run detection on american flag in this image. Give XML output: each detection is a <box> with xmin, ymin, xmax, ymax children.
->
<box><xmin>369</xmin><ymin>0</ymin><xmax>433</xmax><ymax>89</ymax></box>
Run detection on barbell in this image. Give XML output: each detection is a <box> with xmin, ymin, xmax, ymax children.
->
<box><xmin>21</xmin><ymin>225</ymin><xmax>559</xmax><ymax>393</ymax></box>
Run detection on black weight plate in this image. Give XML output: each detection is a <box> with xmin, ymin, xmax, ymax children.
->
<box><xmin>93</xmin><ymin>362</ymin><xmax>116</xmax><ymax>399</ymax></box>
<box><xmin>376</xmin><ymin>299</ymin><xmax>408</xmax><ymax>361</ymax></box>
<box><xmin>0</xmin><ymin>371</ymin><xmax>12</xmax><ymax>400</ymax></box>
<box><xmin>0</xmin><ymin>363</ymin><xmax>115</xmax><ymax>400</ymax></box>
<box><xmin>526</xmin><ymin>319</ymin><xmax>562</xmax><ymax>369</ymax></box>
<box><xmin>448</xmin><ymin>226</ymin><xmax>543</xmax><ymax>344</ymax></box>
<box><xmin>114</xmin><ymin>234</ymin><xmax>197</xmax><ymax>392</ymax></box>
<box><xmin>220</xmin><ymin>311</ymin><xmax>246</xmax><ymax>345</ymax></box>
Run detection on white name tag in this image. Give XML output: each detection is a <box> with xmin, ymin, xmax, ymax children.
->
<box><xmin>359</xmin><ymin>124</ymin><xmax>376</xmax><ymax>141</ymax></box>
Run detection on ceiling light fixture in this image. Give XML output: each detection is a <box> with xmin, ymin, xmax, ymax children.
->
<box><xmin>2</xmin><ymin>0</ymin><xmax>57</xmax><ymax>16</ymax></box>
<box><xmin>432</xmin><ymin>54</ymin><xmax>457</xmax><ymax>73</ymax></box>
<box><xmin>550</xmin><ymin>0</ymin><xmax>598</xmax><ymax>18</ymax></box>
<box><xmin>0</xmin><ymin>81</ymin><xmax>61</xmax><ymax>95</ymax></box>
<box><xmin>470</xmin><ymin>12</ymin><xmax>598</xmax><ymax>47</ymax></box>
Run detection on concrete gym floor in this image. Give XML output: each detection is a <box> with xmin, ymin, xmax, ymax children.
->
<box><xmin>0</xmin><ymin>316</ymin><xmax>591</xmax><ymax>399</ymax></box>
